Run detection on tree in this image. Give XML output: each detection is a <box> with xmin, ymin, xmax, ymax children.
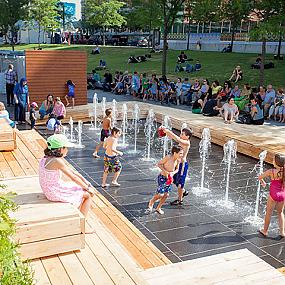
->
<box><xmin>250</xmin><ymin>0</ymin><xmax>285</xmax><ymax>86</ymax></box>
<box><xmin>184</xmin><ymin>0</ymin><xmax>218</xmax><ymax>50</ymax></box>
<box><xmin>29</xmin><ymin>0</ymin><xmax>60</xmax><ymax>49</ymax></box>
<box><xmin>85</xmin><ymin>0</ymin><xmax>126</xmax><ymax>45</ymax></box>
<box><xmin>125</xmin><ymin>0</ymin><xmax>162</xmax><ymax>32</ymax></box>
<box><xmin>157</xmin><ymin>0</ymin><xmax>185</xmax><ymax>76</ymax></box>
<box><xmin>0</xmin><ymin>0</ymin><xmax>29</xmax><ymax>50</ymax></box>
<box><xmin>218</xmin><ymin>0</ymin><xmax>251</xmax><ymax>50</ymax></box>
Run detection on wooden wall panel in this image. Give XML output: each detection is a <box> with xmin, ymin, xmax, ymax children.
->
<box><xmin>25</xmin><ymin>50</ymin><xmax>87</xmax><ymax>106</ymax></box>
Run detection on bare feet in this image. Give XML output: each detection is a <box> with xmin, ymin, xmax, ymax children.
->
<box><xmin>259</xmin><ymin>229</ymin><xmax>268</xmax><ymax>237</ymax></box>
<box><xmin>156</xmin><ymin>208</ymin><xmax>164</xmax><ymax>215</ymax></box>
<box><xmin>92</xmin><ymin>152</ymin><xmax>100</xmax><ymax>158</ymax></box>
<box><xmin>111</xmin><ymin>181</ymin><xmax>120</xmax><ymax>187</ymax></box>
<box><xmin>66</xmin><ymin>103</ymin><xmax>70</xmax><ymax>107</ymax></box>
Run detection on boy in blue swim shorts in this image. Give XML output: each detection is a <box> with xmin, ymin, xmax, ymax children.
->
<box><xmin>160</xmin><ymin>126</ymin><xmax>192</xmax><ymax>205</ymax></box>
<box><xmin>147</xmin><ymin>145</ymin><xmax>183</xmax><ymax>215</ymax></box>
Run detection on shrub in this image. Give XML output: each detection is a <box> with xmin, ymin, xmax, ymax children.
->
<box><xmin>0</xmin><ymin>185</ymin><xmax>34</xmax><ymax>285</ymax></box>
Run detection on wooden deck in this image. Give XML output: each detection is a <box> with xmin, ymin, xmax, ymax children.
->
<box><xmin>41</xmin><ymin>101</ymin><xmax>285</xmax><ymax>165</ymax></box>
<box><xmin>1</xmin><ymin>129</ymin><xmax>285</xmax><ymax>284</ymax></box>
<box><xmin>0</xmin><ymin>129</ymin><xmax>170</xmax><ymax>270</ymax></box>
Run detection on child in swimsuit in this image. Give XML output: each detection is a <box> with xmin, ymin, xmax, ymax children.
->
<box><xmin>258</xmin><ymin>153</ymin><xmax>285</xmax><ymax>238</ymax></box>
<box><xmin>147</xmin><ymin>145</ymin><xmax>183</xmax><ymax>215</ymax></box>
<box><xmin>160</xmin><ymin>126</ymin><xmax>193</xmax><ymax>205</ymax></box>
<box><xmin>93</xmin><ymin>108</ymin><xmax>112</xmax><ymax>158</ymax></box>
<box><xmin>102</xmin><ymin>127</ymin><xmax>123</xmax><ymax>187</ymax></box>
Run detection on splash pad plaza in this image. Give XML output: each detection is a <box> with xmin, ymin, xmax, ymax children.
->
<box><xmin>4</xmin><ymin>88</ymin><xmax>279</xmax><ymax>282</ymax></box>
<box><xmin>2</xmin><ymin>93</ymin><xmax>285</xmax><ymax>283</ymax></box>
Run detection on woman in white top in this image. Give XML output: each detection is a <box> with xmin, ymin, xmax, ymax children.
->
<box><xmin>219</xmin><ymin>97</ymin><xmax>239</xmax><ymax>124</ymax></box>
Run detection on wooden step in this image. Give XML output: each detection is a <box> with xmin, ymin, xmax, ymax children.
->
<box><xmin>141</xmin><ymin>249</ymin><xmax>285</xmax><ymax>285</ymax></box>
<box><xmin>3</xmin><ymin>176</ymin><xmax>85</xmax><ymax>260</ymax></box>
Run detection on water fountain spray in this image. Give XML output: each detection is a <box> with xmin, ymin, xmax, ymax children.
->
<box><xmin>89</xmin><ymin>93</ymin><xmax>98</xmax><ymax>130</ymax></box>
<box><xmin>245</xmin><ymin>150</ymin><xmax>267</xmax><ymax>225</ymax></box>
<box><xmin>192</xmin><ymin>128</ymin><xmax>211</xmax><ymax>195</ymax></box>
<box><xmin>162</xmin><ymin>115</ymin><xmax>172</xmax><ymax>157</ymax></box>
<box><xmin>133</xmin><ymin>104</ymin><xmax>140</xmax><ymax>152</ymax></box>
<box><xmin>101</xmin><ymin>97</ymin><xmax>106</xmax><ymax>117</ymax></box>
<box><xmin>144</xmin><ymin>109</ymin><xmax>156</xmax><ymax>160</ymax></box>
<box><xmin>74</xmin><ymin>120</ymin><xmax>85</xmax><ymax>148</ymax></box>
<box><xmin>69</xmin><ymin>117</ymin><xmax>76</xmax><ymax>142</ymax></box>
<box><xmin>222</xmin><ymin>139</ymin><xmax>237</xmax><ymax>208</ymax></box>
<box><xmin>121</xmin><ymin>103</ymin><xmax>128</xmax><ymax>146</ymax></box>
<box><xmin>112</xmin><ymin>99</ymin><xmax>118</xmax><ymax>127</ymax></box>
<box><xmin>181</xmin><ymin>122</ymin><xmax>188</xmax><ymax>132</ymax></box>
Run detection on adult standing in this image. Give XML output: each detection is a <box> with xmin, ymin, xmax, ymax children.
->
<box><xmin>13</xmin><ymin>78</ymin><xmax>29</xmax><ymax>124</ymax></box>
<box><xmin>5</xmin><ymin>64</ymin><xmax>18</xmax><ymax>107</ymax></box>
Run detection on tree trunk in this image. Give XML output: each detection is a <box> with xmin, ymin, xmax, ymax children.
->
<box><xmin>230</xmin><ymin>26</ymin><xmax>235</xmax><ymax>52</ymax></box>
<box><xmin>277</xmin><ymin>31</ymin><xmax>282</xmax><ymax>59</ymax></box>
<box><xmin>38</xmin><ymin>24</ymin><xmax>41</xmax><ymax>49</ymax></box>
<box><xmin>162</xmin><ymin>5</ymin><xmax>168</xmax><ymax>76</ymax></box>
<box><xmin>102</xmin><ymin>27</ymin><xmax>106</xmax><ymax>46</ymax></box>
<box><xmin>259</xmin><ymin>37</ymin><xmax>266</xmax><ymax>86</ymax></box>
<box><xmin>186</xmin><ymin>22</ymin><xmax>190</xmax><ymax>50</ymax></box>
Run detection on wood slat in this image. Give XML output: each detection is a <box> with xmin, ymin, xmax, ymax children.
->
<box><xmin>41</xmin><ymin>255</ymin><xmax>73</xmax><ymax>285</ymax></box>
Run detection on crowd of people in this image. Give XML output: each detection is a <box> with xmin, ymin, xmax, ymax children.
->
<box><xmin>88</xmin><ymin>67</ymin><xmax>285</xmax><ymax>126</ymax></box>
<box><xmin>1</xmin><ymin>63</ymin><xmax>77</xmax><ymax>132</ymax></box>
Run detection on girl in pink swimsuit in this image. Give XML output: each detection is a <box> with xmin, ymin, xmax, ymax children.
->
<box><xmin>39</xmin><ymin>134</ymin><xmax>96</xmax><ymax>217</ymax></box>
<box><xmin>258</xmin><ymin>153</ymin><xmax>285</xmax><ymax>238</ymax></box>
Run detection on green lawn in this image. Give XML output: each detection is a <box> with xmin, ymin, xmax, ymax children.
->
<box><xmin>2</xmin><ymin>44</ymin><xmax>284</xmax><ymax>88</ymax></box>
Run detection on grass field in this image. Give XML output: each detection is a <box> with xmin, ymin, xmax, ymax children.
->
<box><xmin>1</xmin><ymin>44</ymin><xmax>284</xmax><ymax>88</ymax></box>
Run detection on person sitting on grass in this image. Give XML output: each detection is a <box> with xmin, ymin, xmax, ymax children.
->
<box><xmin>39</xmin><ymin>134</ymin><xmax>95</xmax><ymax>217</ymax></box>
<box><xmin>211</xmin><ymin>80</ymin><xmax>222</xmax><ymax>98</ymax></box>
<box><xmin>0</xmin><ymin>101</ymin><xmax>15</xmax><ymax>127</ymax></box>
<box><xmin>177</xmin><ymin>51</ymin><xmax>188</xmax><ymax>63</ymax></box>
<box><xmin>269</xmin><ymin>89</ymin><xmax>285</xmax><ymax>121</ymax></box>
<box><xmin>219</xmin><ymin>81</ymin><xmax>232</xmax><ymax>101</ymax></box>
<box><xmin>249</xmin><ymin>96</ymin><xmax>264</xmax><ymax>125</ymax></box>
<box><xmin>263</xmin><ymin>84</ymin><xmax>276</xmax><ymax>118</ymax></box>
<box><xmin>194</xmin><ymin>60</ymin><xmax>202</xmax><ymax>71</ymax></box>
<box><xmin>132</xmin><ymin>71</ymin><xmax>140</xmax><ymax>97</ymax></box>
<box><xmin>181</xmin><ymin>78</ymin><xmax>191</xmax><ymax>105</ymax></box>
<box><xmin>229</xmin><ymin>65</ymin><xmax>243</xmax><ymax>83</ymax></box>
<box><xmin>234</xmin><ymin>83</ymin><xmax>251</xmax><ymax>112</ymax></box>
<box><xmin>147</xmin><ymin>145</ymin><xmax>183</xmax><ymax>215</ymax></box>
<box><xmin>192</xmin><ymin>93</ymin><xmax>207</xmax><ymax>114</ymax></box>
<box><xmin>230</xmin><ymin>85</ymin><xmax>241</xmax><ymax>98</ymax></box>
<box><xmin>217</xmin><ymin>97</ymin><xmax>239</xmax><ymax>124</ymax></box>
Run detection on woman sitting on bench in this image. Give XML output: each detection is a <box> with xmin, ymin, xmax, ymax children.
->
<box><xmin>39</xmin><ymin>134</ymin><xmax>96</xmax><ymax>217</ymax></box>
<box><xmin>0</xmin><ymin>101</ymin><xmax>15</xmax><ymax>127</ymax></box>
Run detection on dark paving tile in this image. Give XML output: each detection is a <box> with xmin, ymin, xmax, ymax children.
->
<box><xmin>154</xmin><ymin>221</ymin><xmax>230</xmax><ymax>244</ymax></box>
<box><xmin>151</xmin><ymin>239</ymin><xmax>172</xmax><ymax>253</ymax></box>
<box><xmin>180</xmin><ymin>242</ymin><xmax>266</xmax><ymax>261</ymax></box>
<box><xmin>261</xmin><ymin>242</ymin><xmax>285</xmax><ymax>261</ymax></box>
<box><xmin>166</xmin><ymin>231</ymin><xmax>246</xmax><ymax>256</ymax></box>
<box><xmin>163</xmin><ymin>251</ymin><xmax>182</xmax><ymax>263</ymax></box>
<box><xmin>63</xmin><ymin>124</ymin><xmax>285</xmax><ymax>265</ymax></box>
<box><xmin>145</xmin><ymin>212</ymin><xmax>215</xmax><ymax>233</ymax></box>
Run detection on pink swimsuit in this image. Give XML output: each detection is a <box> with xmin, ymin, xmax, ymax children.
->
<box><xmin>39</xmin><ymin>157</ymin><xmax>84</xmax><ymax>207</ymax></box>
<box><xmin>270</xmin><ymin>179</ymin><xmax>285</xmax><ymax>202</ymax></box>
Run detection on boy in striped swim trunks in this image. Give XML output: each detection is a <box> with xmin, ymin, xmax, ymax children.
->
<box><xmin>147</xmin><ymin>145</ymin><xmax>183</xmax><ymax>215</ymax></box>
<box><xmin>160</xmin><ymin>126</ymin><xmax>192</xmax><ymax>205</ymax></box>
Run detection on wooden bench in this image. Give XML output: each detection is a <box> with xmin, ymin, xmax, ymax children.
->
<box><xmin>3</xmin><ymin>176</ymin><xmax>85</xmax><ymax>260</ymax></box>
<box><xmin>0</xmin><ymin>118</ymin><xmax>16</xmax><ymax>151</ymax></box>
